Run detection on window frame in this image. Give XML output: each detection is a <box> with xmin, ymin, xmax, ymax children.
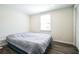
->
<box><xmin>40</xmin><ymin>14</ymin><xmax>51</xmax><ymax>32</ymax></box>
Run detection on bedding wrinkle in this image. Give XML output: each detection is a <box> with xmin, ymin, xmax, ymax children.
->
<box><xmin>6</xmin><ymin>32</ymin><xmax>52</xmax><ymax>54</ymax></box>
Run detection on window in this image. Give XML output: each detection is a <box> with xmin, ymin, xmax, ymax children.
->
<box><xmin>40</xmin><ymin>14</ymin><xmax>51</xmax><ymax>31</ymax></box>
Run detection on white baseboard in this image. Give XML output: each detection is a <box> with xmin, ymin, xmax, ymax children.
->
<box><xmin>53</xmin><ymin>40</ymin><xmax>73</xmax><ymax>45</ymax></box>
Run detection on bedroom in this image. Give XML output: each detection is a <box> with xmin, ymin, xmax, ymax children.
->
<box><xmin>0</xmin><ymin>4</ymin><xmax>79</xmax><ymax>54</ymax></box>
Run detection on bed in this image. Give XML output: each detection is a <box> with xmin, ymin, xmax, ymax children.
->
<box><xmin>6</xmin><ymin>32</ymin><xmax>52</xmax><ymax>54</ymax></box>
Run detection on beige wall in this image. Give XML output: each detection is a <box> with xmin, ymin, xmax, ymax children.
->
<box><xmin>30</xmin><ymin>7</ymin><xmax>73</xmax><ymax>45</ymax></box>
<box><xmin>0</xmin><ymin>6</ymin><xmax>30</xmax><ymax>34</ymax></box>
<box><xmin>51</xmin><ymin>7</ymin><xmax>73</xmax><ymax>44</ymax></box>
<box><xmin>30</xmin><ymin>15</ymin><xmax>40</xmax><ymax>32</ymax></box>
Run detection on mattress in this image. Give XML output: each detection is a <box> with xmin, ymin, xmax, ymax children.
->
<box><xmin>6</xmin><ymin>32</ymin><xmax>52</xmax><ymax>54</ymax></box>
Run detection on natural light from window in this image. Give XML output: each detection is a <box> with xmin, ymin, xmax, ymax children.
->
<box><xmin>40</xmin><ymin>14</ymin><xmax>51</xmax><ymax>31</ymax></box>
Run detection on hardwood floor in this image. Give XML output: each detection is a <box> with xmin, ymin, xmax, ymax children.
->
<box><xmin>48</xmin><ymin>41</ymin><xmax>78</xmax><ymax>54</ymax></box>
<box><xmin>0</xmin><ymin>41</ymin><xmax>78</xmax><ymax>54</ymax></box>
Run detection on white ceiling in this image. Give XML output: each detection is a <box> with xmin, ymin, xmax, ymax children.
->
<box><xmin>1</xmin><ymin>4</ymin><xmax>73</xmax><ymax>15</ymax></box>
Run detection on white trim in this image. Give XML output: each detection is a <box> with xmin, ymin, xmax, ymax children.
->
<box><xmin>54</xmin><ymin>40</ymin><xmax>73</xmax><ymax>45</ymax></box>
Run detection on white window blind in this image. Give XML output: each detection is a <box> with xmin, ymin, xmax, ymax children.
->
<box><xmin>40</xmin><ymin>14</ymin><xmax>51</xmax><ymax>31</ymax></box>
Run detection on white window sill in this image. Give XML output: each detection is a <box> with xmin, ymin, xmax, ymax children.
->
<box><xmin>40</xmin><ymin>30</ymin><xmax>51</xmax><ymax>32</ymax></box>
<box><xmin>40</xmin><ymin>30</ymin><xmax>51</xmax><ymax>34</ymax></box>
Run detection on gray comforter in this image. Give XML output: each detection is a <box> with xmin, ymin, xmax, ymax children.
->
<box><xmin>6</xmin><ymin>32</ymin><xmax>52</xmax><ymax>54</ymax></box>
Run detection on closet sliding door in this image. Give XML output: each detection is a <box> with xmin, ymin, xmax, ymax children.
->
<box><xmin>76</xmin><ymin>5</ymin><xmax>79</xmax><ymax>50</ymax></box>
